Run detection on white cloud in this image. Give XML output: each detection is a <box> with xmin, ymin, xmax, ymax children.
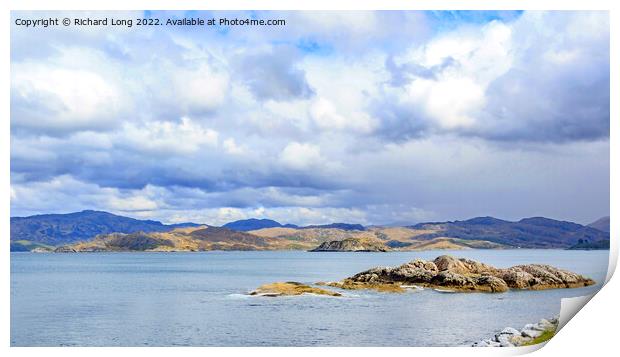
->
<box><xmin>120</xmin><ymin>117</ymin><xmax>219</xmax><ymax>155</ymax></box>
<box><xmin>394</xmin><ymin>20</ymin><xmax>512</xmax><ymax>130</ymax></box>
<box><xmin>309</xmin><ymin>98</ymin><xmax>376</xmax><ymax>133</ymax></box>
<box><xmin>11</xmin><ymin>65</ymin><xmax>124</xmax><ymax>132</ymax></box>
<box><xmin>279</xmin><ymin>142</ymin><xmax>323</xmax><ymax>170</ymax></box>
<box><xmin>223</xmin><ymin>138</ymin><xmax>245</xmax><ymax>155</ymax></box>
<box><xmin>173</xmin><ymin>63</ymin><xmax>229</xmax><ymax>114</ymax></box>
<box><xmin>107</xmin><ymin>195</ymin><xmax>159</xmax><ymax>212</ymax></box>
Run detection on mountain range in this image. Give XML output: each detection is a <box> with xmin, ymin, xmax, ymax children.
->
<box><xmin>10</xmin><ymin>210</ymin><xmax>199</xmax><ymax>249</ymax></box>
<box><xmin>222</xmin><ymin>218</ymin><xmax>364</xmax><ymax>232</ymax></box>
<box><xmin>10</xmin><ymin>210</ymin><xmax>610</xmax><ymax>252</ymax></box>
<box><xmin>410</xmin><ymin>216</ymin><xmax>609</xmax><ymax>249</ymax></box>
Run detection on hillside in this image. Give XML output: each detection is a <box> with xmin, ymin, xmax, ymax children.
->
<box><xmin>411</xmin><ymin>216</ymin><xmax>609</xmax><ymax>248</ymax></box>
<box><xmin>55</xmin><ymin>226</ymin><xmax>314</xmax><ymax>252</ymax></box>
<box><xmin>222</xmin><ymin>218</ymin><xmax>363</xmax><ymax>231</ymax></box>
<box><xmin>587</xmin><ymin>216</ymin><xmax>610</xmax><ymax>232</ymax></box>
<box><xmin>11</xmin><ymin>211</ymin><xmax>610</xmax><ymax>251</ymax></box>
<box><xmin>10</xmin><ymin>210</ymin><xmax>199</xmax><ymax>247</ymax></box>
<box><xmin>310</xmin><ymin>238</ymin><xmax>390</xmax><ymax>252</ymax></box>
<box><xmin>222</xmin><ymin>218</ymin><xmax>297</xmax><ymax>231</ymax></box>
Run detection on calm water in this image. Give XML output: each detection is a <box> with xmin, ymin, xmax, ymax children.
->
<box><xmin>11</xmin><ymin>250</ymin><xmax>609</xmax><ymax>346</ymax></box>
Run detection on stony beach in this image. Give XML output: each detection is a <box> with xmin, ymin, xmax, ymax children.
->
<box><xmin>472</xmin><ymin>316</ymin><xmax>559</xmax><ymax>347</ymax></box>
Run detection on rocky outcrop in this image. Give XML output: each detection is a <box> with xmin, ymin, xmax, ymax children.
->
<box><xmin>472</xmin><ymin>316</ymin><xmax>558</xmax><ymax>347</ymax></box>
<box><xmin>31</xmin><ymin>247</ymin><xmax>53</xmax><ymax>253</ymax></box>
<box><xmin>54</xmin><ymin>246</ymin><xmax>77</xmax><ymax>253</ymax></box>
<box><xmin>249</xmin><ymin>282</ymin><xmax>342</xmax><ymax>297</ymax></box>
<box><xmin>326</xmin><ymin>255</ymin><xmax>595</xmax><ymax>293</ymax></box>
<box><xmin>310</xmin><ymin>238</ymin><xmax>389</xmax><ymax>252</ymax></box>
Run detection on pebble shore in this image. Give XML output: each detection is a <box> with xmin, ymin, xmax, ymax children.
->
<box><xmin>472</xmin><ymin>316</ymin><xmax>559</xmax><ymax>347</ymax></box>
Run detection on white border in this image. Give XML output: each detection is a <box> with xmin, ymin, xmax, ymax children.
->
<box><xmin>3</xmin><ymin>1</ymin><xmax>618</xmax><ymax>356</ymax></box>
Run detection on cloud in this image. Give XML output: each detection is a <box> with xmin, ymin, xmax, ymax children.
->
<box><xmin>107</xmin><ymin>195</ymin><xmax>159</xmax><ymax>212</ymax></box>
<box><xmin>172</xmin><ymin>62</ymin><xmax>229</xmax><ymax>114</ymax></box>
<box><xmin>372</xmin><ymin>12</ymin><xmax>609</xmax><ymax>143</ymax></box>
<box><xmin>309</xmin><ymin>97</ymin><xmax>376</xmax><ymax>133</ymax></box>
<box><xmin>279</xmin><ymin>142</ymin><xmax>323</xmax><ymax>170</ymax></box>
<box><xmin>119</xmin><ymin>117</ymin><xmax>219</xmax><ymax>155</ymax></box>
<box><xmin>11</xmin><ymin>64</ymin><xmax>125</xmax><ymax>134</ymax></box>
<box><xmin>223</xmin><ymin>138</ymin><xmax>245</xmax><ymax>155</ymax></box>
<box><xmin>235</xmin><ymin>46</ymin><xmax>314</xmax><ymax>101</ymax></box>
<box><xmin>9</xmin><ymin>11</ymin><xmax>610</xmax><ymax>225</ymax></box>
<box><xmin>477</xmin><ymin>11</ymin><xmax>610</xmax><ymax>142</ymax></box>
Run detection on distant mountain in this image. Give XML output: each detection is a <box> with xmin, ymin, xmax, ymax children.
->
<box><xmin>587</xmin><ymin>216</ymin><xmax>610</xmax><ymax>232</ymax></box>
<box><xmin>10</xmin><ymin>210</ymin><xmax>199</xmax><ymax>247</ymax></box>
<box><xmin>411</xmin><ymin>216</ymin><xmax>610</xmax><ymax>248</ymax></box>
<box><xmin>302</xmin><ymin>223</ymin><xmax>365</xmax><ymax>231</ymax></box>
<box><xmin>11</xmin><ymin>211</ymin><xmax>609</xmax><ymax>252</ymax></box>
<box><xmin>222</xmin><ymin>218</ymin><xmax>298</xmax><ymax>231</ymax></box>
<box><xmin>222</xmin><ymin>219</ymin><xmax>365</xmax><ymax>232</ymax></box>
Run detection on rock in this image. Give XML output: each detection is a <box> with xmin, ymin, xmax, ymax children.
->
<box><xmin>325</xmin><ymin>279</ymin><xmax>405</xmax><ymax>293</ymax></box>
<box><xmin>329</xmin><ymin>255</ymin><xmax>595</xmax><ymax>293</ymax></box>
<box><xmin>494</xmin><ymin>327</ymin><xmax>521</xmax><ymax>347</ymax></box>
<box><xmin>498</xmin><ymin>327</ymin><xmax>520</xmax><ymax>336</ymax></box>
<box><xmin>496</xmin><ymin>334</ymin><xmax>515</xmax><ymax>347</ymax></box>
<box><xmin>501</xmin><ymin>264</ymin><xmax>596</xmax><ymax>290</ymax></box>
<box><xmin>474</xmin><ymin>275</ymin><xmax>509</xmax><ymax>292</ymax></box>
<box><xmin>549</xmin><ymin>316</ymin><xmax>559</xmax><ymax>325</ymax></box>
<box><xmin>498</xmin><ymin>270</ymin><xmax>536</xmax><ymax>289</ymax></box>
<box><xmin>473</xmin><ymin>315</ymin><xmax>559</xmax><ymax>347</ymax></box>
<box><xmin>521</xmin><ymin>329</ymin><xmax>543</xmax><ymax>339</ymax></box>
<box><xmin>249</xmin><ymin>281</ymin><xmax>342</xmax><ymax>297</ymax></box>
<box><xmin>472</xmin><ymin>339</ymin><xmax>501</xmax><ymax>347</ymax></box>
<box><xmin>434</xmin><ymin>255</ymin><xmax>470</xmax><ymax>274</ymax></box>
<box><xmin>532</xmin><ymin>319</ymin><xmax>554</xmax><ymax>331</ymax></box>
<box><xmin>31</xmin><ymin>247</ymin><xmax>52</xmax><ymax>253</ymax></box>
<box><xmin>54</xmin><ymin>246</ymin><xmax>77</xmax><ymax>253</ymax></box>
<box><xmin>510</xmin><ymin>335</ymin><xmax>529</xmax><ymax>346</ymax></box>
<box><xmin>431</xmin><ymin>271</ymin><xmax>477</xmax><ymax>290</ymax></box>
<box><xmin>434</xmin><ymin>255</ymin><xmax>497</xmax><ymax>275</ymax></box>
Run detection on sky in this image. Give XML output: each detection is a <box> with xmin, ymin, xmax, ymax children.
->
<box><xmin>10</xmin><ymin>10</ymin><xmax>610</xmax><ymax>226</ymax></box>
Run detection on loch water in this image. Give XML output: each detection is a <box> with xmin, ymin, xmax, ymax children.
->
<box><xmin>10</xmin><ymin>249</ymin><xmax>609</xmax><ymax>346</ymax></box>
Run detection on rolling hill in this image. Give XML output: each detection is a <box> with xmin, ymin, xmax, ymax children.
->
<box><xmin>222</xmin><ymin>218</ymin><xmax>364</xmax><ymax>231</ymax></box>
<box><xmin>222</xmin><ymin>218</ymin><xmax>297</xmax><ymax>231</ymax></box>
<box><xmin>587</xmin><ymin>216</ymin><xmax>610</xmax><ymax>232</ymax></box>
<box><xmin>10</xmin><ymin>210</ymin><xmax>199</xmax><ymax>248</ymax></box>
<box><xmin>55</xmin><ymin>226</ymin><xmax>309</xmax><ymax>252</ymax></box>
<box><xmin>411</xmin><ymin>216</ymin><xmax>609</xmax><ymax>248</ymax></box>
<box><xmin>10</xmin><ymin>210</ymin><xmax>610</xmax><ymax>251</ymax></box>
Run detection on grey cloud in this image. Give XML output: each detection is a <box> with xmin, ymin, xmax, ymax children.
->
<box><xmin>9</xmin><ymin>10</ymin><xmax>610</xmax><ymax>225</ymax></box>
<box><xmin>369</xmin><ymin>94</ymin><xmax>431</xmax><ymax>141</ymax></box>
<box><xmin>477</xmin><ymin>13</ymin><xmax>610</xmax><ymax>142</ymax></box>
<box><xmin>385</xmin><ymin>55</ymin><xmax>457</xmax><ymax>85</ymax></box>
<box><xmin>235</xmin><ymin>46</ymin><xmax>314</xmax><ymax>101</ymax></box>
<box><xmin>373</xmin><ymin>12</ymin><xmax>609</xmax><ymax>144</ymax></box>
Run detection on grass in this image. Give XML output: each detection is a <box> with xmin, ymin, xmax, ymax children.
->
<box><xmin>523</xmin><ymin>329</ymin><xmax>556</xmax><ymax>346</ymax></box>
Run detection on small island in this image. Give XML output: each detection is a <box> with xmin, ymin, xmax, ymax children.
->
<box><xmin>309</xmin><ymin>238</ymin><xmax>390</xmax><ymax>252</ymax></box>
<box><xmin>252</xmin><ymin>255</ymin><xmax>595</xmax><ymax>296</ymax></box>
<box><xmin>250</xmin><ymin>282</ymin><xmax>342</xmax><ymax>297</ymax></box>
<box><xmin>323</xmin><ymin>255</ymin><xmax>595</xmax><ymax>293</ymax></box>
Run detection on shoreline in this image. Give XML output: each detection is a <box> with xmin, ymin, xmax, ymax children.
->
<box><xmin>472</xmin><ymin>316</ymin><xmax>559</xmax><ymax>347</ymax></box>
